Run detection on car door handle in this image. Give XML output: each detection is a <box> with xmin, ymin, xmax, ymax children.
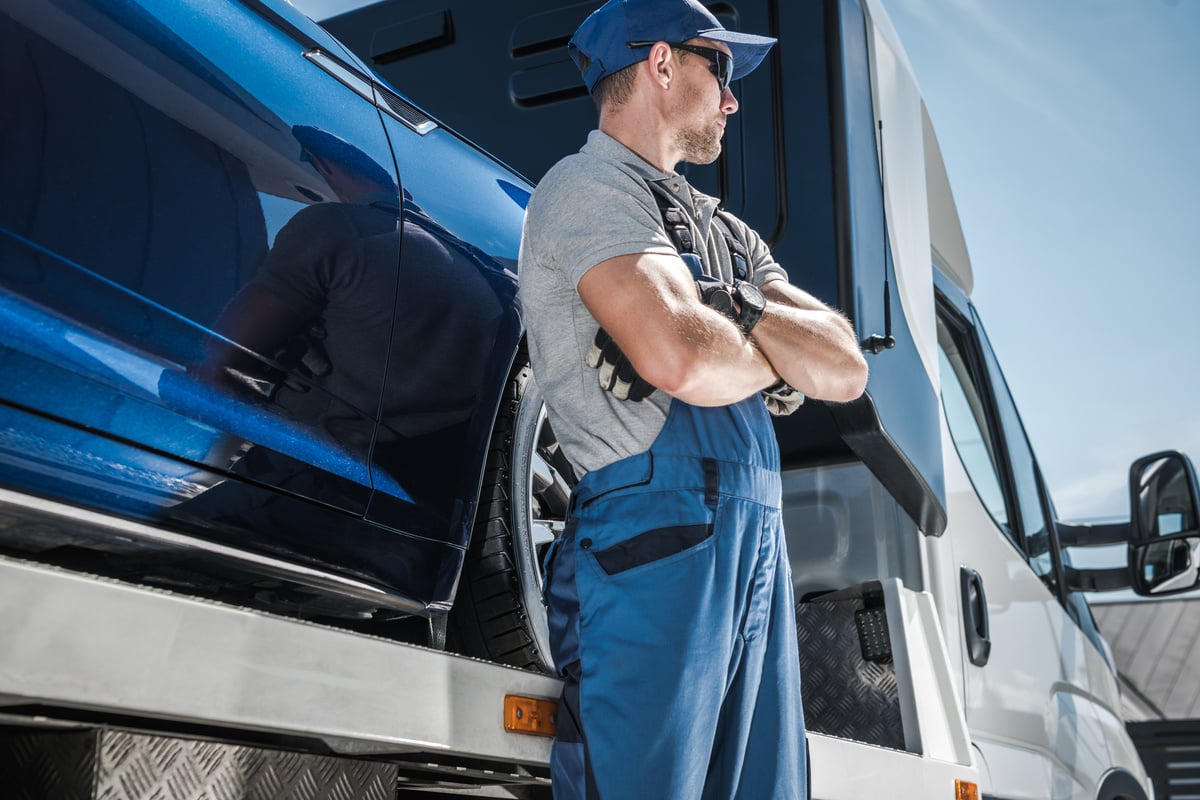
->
<box><xmin>960</xmin><ymin>566</ymin><xmax>991</xmax><ymax>667</ymax></box>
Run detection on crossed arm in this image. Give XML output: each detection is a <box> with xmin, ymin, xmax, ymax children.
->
<box><xmin>578</xmin><ymin>253</ymin><xmax>868</xmax><ymax>406</ymax></box>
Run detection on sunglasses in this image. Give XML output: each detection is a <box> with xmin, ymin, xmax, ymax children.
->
<box><xmin>626</xmin><ymin>41</ymin><xmax>734</xmax><ymax>92</ymax></box>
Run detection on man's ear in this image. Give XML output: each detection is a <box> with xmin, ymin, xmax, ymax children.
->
<box><xmin>646</xmin><ymin>41</ymin><xmax>674</xmax><ymax>90</ymax></box>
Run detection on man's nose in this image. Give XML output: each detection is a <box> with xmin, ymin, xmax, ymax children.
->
<box><xmin>721</xmin><ymin>86</ymin><xmax>739</xmax><ymax>114</ymax></box>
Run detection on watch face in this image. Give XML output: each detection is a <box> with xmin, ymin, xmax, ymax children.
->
<box><xmin>738</xmin><ymin>282</ymin><xmax>766</xmax><ymax>311</ymax></box>
<box><xmin>710</xmin><ymin>289</ymin><xmax>736</xmax><ymax>317</ymax></box>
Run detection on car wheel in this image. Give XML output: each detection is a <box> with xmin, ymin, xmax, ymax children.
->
<box><xmin>450</xmin><ymin>346</ymin><xmax>573</xmax><ymax>673</ymax></box>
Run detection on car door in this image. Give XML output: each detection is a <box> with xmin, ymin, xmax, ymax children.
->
<box><xmin>934</xmin><ymin>277</ymin><xmax>1095</xmax><ymax>799</ymax></box>
<box><xmin>0</xmin><ymin>0</ymin><xmax>406</xmax><ymax>583</ymax></box>
<box><xmin>364</xmin><ymin>104</ymin><xmax>526</xmax><ymax>556</ymax></box>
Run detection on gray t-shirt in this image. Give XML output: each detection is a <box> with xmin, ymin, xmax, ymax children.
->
<box><xmin>518</xmin><ymin>130</ymin><xmax>787</xmax><ymax>476</ymax></box>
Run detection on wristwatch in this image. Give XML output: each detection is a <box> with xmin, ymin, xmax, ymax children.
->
<box><xmin>696</xmin><ymin>278</ymin><xmax>737</xmax><ymax>319</ymax></box>
<box><xmin>732</xmin><ymin>280</ymin><xmax>766</xmax><ymax>334</ymax></box>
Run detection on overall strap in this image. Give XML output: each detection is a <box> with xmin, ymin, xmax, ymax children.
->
<box><xmin>649</xmin><ymin>183</ymin><xmax>752</xmax><ymax>282</ymax></box>
<box><xmin>650</xmin><ymin>187</ymin><xmax>697</xmax><ymax>255</ymax></box>
<box><xmin>713</xmin><ymin>210</ymin><xmax>750</xmax><ymax>281</ymax></box>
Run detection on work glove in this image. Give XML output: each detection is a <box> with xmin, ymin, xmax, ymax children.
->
<box><xmin>585</xmin><ymin>327</ymin><xmax>656</xmax><ymax>401</ymax></box>
<box><xmin>763</xmin><ymin>379</ymin><xmax>804</xmax><ymax>417</ymax></box>
<box><xmin>276</xmin><ymin>322</ymin><xmax>332</xmax><ymax>394</ymax></box>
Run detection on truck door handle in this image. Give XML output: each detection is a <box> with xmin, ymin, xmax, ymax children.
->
<box><xmin>960</xmin><ymin>567</ymin><xmax>991</xmax><ymax>667</ymax></box>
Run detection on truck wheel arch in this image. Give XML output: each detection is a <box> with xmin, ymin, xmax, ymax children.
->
<box><xmin>1096</xmin><ymin>769</ymin><xmax>1149</xmax><ymax>800</ymax></box>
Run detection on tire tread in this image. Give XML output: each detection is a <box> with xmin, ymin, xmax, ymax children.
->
<box><xmin>448</xmin><ymin>345</ymin><xmax>550</xmax><ymax>671</ymax></box>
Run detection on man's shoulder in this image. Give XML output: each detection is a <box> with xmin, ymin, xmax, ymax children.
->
<box><xmin>536</xmin><ymin>149</ymin><xmax>651</xmax><ymax>203</ymax></box>
<box><xmin>525</xmin><ymin>152</ymin><xmax>658</xmax><ymax>247</ymax></box>
<box><xmin>713</xmin><ymin>206</ymin><xmax>751</xmax><ymax>234</ymax></box>
<box><xmin>267</xmin><ymin>201</ymin><xmax>363</xmax><ymax>262</ymax></box>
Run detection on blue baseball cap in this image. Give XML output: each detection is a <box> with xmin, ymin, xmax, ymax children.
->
<box><xmin>569</xmin><ymin>0</ymin><xmax>777</xmax><ymax>95</ymax></box>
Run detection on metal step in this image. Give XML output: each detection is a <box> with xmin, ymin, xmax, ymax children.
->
<box><xmin>797</xmin><ymin>583</ymin><xmax>906</xmax><ymax>750</ymax></box>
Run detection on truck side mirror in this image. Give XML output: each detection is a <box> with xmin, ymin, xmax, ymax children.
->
<box><xmin>1128</xmin><ymin>450</ymin><xmax>1200</xmax><ymax>596</ymax></box>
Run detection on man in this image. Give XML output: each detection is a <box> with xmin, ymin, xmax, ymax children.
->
<box><xmin>519</xmin><ymin>0</ymin><xmax>869</xmax><ymax>796</ymax></box>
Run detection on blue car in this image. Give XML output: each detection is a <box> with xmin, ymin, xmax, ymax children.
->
<box><xmin>0</xmin><ymin>0</ymin><xmax>569</xmax><ymax>669</ymax></box>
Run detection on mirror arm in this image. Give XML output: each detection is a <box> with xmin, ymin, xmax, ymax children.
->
<box><xmin>1064</xmin><ymin>565</ymin><xmax>1130</xmax><ymax>593</ymax></box>
<box><xmin>1055</xmin><ymin>521</ymin><xmax>1130</xmax><ymax>548</ymax></box>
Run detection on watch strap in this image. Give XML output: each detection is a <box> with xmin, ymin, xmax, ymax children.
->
<box><xmin>733</xmin><ymin>281</ymin><xmax>765</xmax><ymax>333</ymax></box>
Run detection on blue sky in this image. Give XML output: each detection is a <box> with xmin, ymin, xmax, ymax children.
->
<box><xmin>881</xmin><ymin>0</ymin><xmax>1200</xmax><ymax>522</ymax></box>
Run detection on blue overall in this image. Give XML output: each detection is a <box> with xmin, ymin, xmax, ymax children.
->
<box><xmin>543</xmin><ymin>394</ymin><xmax>808</xmax><ymax>798</ymax></box>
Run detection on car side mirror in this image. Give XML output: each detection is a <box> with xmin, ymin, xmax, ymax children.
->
<box><xmin>1128</xmin><ymin>450</ymin><xmax>1200</xmax><ymax>596</ymax></box>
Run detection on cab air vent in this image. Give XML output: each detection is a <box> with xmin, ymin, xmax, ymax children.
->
<box><xmin>508</xmin><ymin>5</ymin><xmax>593</xmax><ymax>107</ymax></box>
<box><xmin>370</xmin><ymin>9</ymin><xmax>453</xmax><ymax>64</ymax></box>
<box><xmin>510</xmin><ymin>4</ymin><xmax>592</xmax><ymax>59</ymax></box>
<box><xmin>511</xmin><ymin>61</ymin><xmax>588</xmax><ymax>108</ymax></box>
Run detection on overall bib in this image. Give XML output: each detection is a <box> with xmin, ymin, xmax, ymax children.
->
<box><xmin>543</xmin><ymin>394</ymin><xmax>808</xmax><ymax>799</ymax></box>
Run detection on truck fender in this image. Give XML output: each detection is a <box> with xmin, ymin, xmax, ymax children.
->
<box><xmin>1097</xmin><ymin>768</ymin><xmax>1150</xmax><ymax>800</ymax></box>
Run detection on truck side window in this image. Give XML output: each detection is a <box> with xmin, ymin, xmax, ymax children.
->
<box><xmin>936</xmin><ymin>313</ymin><xmax>1014</xmax><ymax>543</ymax></box>
<box><xmin>974</xmin><ymin>319</ymin><xmax>1060</xmax><ymax>596</ymax></box>
<box><xmin>936</xmin><ymin>304</ymin><xmax>1061</xmax><ymax>596</ymax></box>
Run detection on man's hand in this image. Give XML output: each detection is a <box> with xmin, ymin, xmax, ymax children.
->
<box><xmin>586</xmin><ymin>327</ymin><xmax>656</xmax><ymax>401</ymax></box>
<box><xmin>762</xmin><ymin>379</ymin><xmax>804</xmax><ymax>416</ymax></box>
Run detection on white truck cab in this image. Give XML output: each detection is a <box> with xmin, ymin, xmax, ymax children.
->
<box><xmin>778</xmin><ymin>3</ymin><xmax>1198</xmax><ymax>797</ymax></box>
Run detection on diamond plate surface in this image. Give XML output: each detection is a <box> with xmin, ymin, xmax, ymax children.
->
<box><xmin>94</xmin><ymin>732</ymin><xmax>397</xmax><ymax>800</ymax></box>
<box><xmin>796</xmin><ymin>597</ymin><xmax>905</xmax><ymax>750</ymax></box>
<box><xmin>1</xmin><ymin>731</ymin><xmax>99</xmax><ymax>800</ymax></box>
<box><xmin>1</xmin><ymin>729</ymin><xmax>399</xmax><ymax>800</ymax></box>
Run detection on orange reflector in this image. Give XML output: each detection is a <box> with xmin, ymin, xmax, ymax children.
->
<box><xmin>504</xmin><ymin>695</ymin><xmax>558</xmax><ymax>737</ymax></box>
<box><xmin>955</xmin><ymin>780</ymin><xmax>980</xmax><ymax>800</ymax></box>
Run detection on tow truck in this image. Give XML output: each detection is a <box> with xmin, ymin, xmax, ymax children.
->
<box><xmin>3</xmin><ymin>0</ymin><xmax>1196</xmax><ymax>797</ymax></box>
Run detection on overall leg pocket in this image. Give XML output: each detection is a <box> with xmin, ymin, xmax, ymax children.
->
<box><xmin>590</xmin><ymin>522</ymin><xmax>713</xmax><ymax>575</ymax></box>
<box><xmin>578</xmin><ymin>489</ymin><xmax>717</xmax><ymax>581</ymax></box>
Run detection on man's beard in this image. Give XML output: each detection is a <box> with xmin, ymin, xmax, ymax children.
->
<box><xmin>675</xmin><ymin>120</ymin><xmax>723</xmax><ymax>165</ymax></box>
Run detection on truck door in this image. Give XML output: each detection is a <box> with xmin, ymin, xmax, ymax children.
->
<box><xmin>971</xmin><ymin>312</ymin><xmax>1128</xmax><ymax>798</ymax></box>
<box><xmin>935</xmin><ymin>280</ymin><xmax>1101</xmax><ymax>799</ymax></box>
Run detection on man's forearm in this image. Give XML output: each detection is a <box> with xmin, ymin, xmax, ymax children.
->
<box><xmin>750</xmin><ymin>283</ymin><xmax>868</xmax><ymax>403</ymax></box>
<box><xmin>635</xmin><ymin>304</ymin><xmax>780</xmax><ymax>407</ymax></box>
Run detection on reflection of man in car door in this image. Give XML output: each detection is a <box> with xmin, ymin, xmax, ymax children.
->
<box><xmin>207</xmin><ymin>124</ymin><xmax>402</xmax><ymax>457</ymax></box>
<box><xmin>198</xmin><ymin>125</ymin><xmax>504</xmax><ymax>522</ymax></box>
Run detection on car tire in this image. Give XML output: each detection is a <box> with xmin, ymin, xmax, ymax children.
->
<box><xmin>449</xmin><ymin>345</ymin><xmax>573</xmax><ymax>673</ymax></box>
